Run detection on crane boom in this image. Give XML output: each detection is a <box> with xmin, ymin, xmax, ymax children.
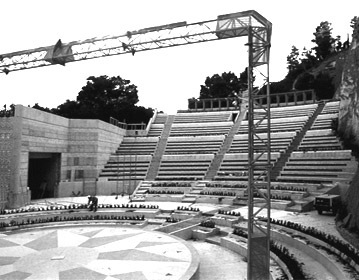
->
<box><xmin>0</xmin><ymin>10</ymin><xmax>271</xmax><ymax>74</ymax></box>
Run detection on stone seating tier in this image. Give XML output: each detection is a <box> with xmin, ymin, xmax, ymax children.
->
<box><xmin>277</xmin><ymin>150</ymin><xmax>356</xmax><ymax>184</ymax></box>
<box><xmin>173</xmin><ymin>111</ymin><xmax>232</xmax><ymax>123</ymax></box>
<box><xmin>101</xmin><ymin>164</ymin><xmax>150</xmax><ymax>171</ymax></box>
<box><xmin>115</xmin><ymin>150</ymin><xmax>156</xmax><ymax>155</ymax></box>
<box><xmin>229</xmin><ymin>132</ymin><xmax>295</xmax><ymax>153</ymax></box>
<box><xmin>310</xmin><ymin>113</ymin><xmax>338</xmax><ymax>130</ymax></box>
<box><xmin>237</xmin><ymin>116</ymin><xmax>308</xmax><ymax>134</ymax></box>
<box><xmin>100</xmin><ymin>168</ymin><xmax>149</xmax><ymax>180</ymax></box>
<box><xmin>147</xmin><ymin>124</ymin><xmax>164</xmax><ymax>137</ymax></box>
<box><xmin>321</xmin><ymin>101</ymin><xmax>339</xmax><ymax>114</ymax></box>
<box><xmin>115</xmin><ymin>137</ymin><xmax>159</xmax><ymax>155</ymax></box>
<box><xmin>298</xmin><ymin>128</ymin><xmax>342</xmax><ymax>151</ymax></box>
<box><xmin>304</xmin><ymin>129</ymin><xmax>335</xmax><ymax>136</ymax></box>
<box><xmin>253</xmin><ymin>103</ymin><xmax>317</xmax><ymax>120</ymax></box>
<box><xmin>156</xmin><ymin>156</ymin><xmax>213</xmax><ymax>180</ymax></box>
<box><xmin>165</xmin><ymin>136</ymin><xmax>224</xmax><ymax>154</ymax></box>
<box><xmin>169</xmin><ymin>122</ymin><xmax>233</xmax><ymax>136</ymax></box>
<box><xmin>100</xmin><ymin>153</ymin><xmax>152</xmax><ymax>180</ymax></box>
<box><xmin>298</xmin><ymin>139</ymin><xmax>342</xmax><ymax>151</ymax></box>
<box><xmin>152</xmin><ymin>114</ymin><xmax>168</xmax><ymax>124</ymax></box>
<box><xmin>215</xmin><ymin>153</ymin><xmax>280</xmax><ymax>181</ymax></box>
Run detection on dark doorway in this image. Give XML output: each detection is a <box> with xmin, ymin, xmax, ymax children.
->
<box><xmin>28</xmin><ymin>153</ymin><xmax>61</xmax><ymax>199</ymax></box>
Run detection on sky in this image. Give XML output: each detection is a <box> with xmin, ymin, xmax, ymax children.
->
<box><xmin>0</xmin><ymin>0</ymin><xmax>357</xmax><ymax>115</ymax></box>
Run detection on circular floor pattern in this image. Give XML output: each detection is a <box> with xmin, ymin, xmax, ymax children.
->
<box><xmin>0</xmin><ymin>226</ymin><xmax>199</xmax><ymax>280</ymax></box>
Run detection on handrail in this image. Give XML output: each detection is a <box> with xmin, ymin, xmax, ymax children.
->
<box><xmin>109</xmin><ymin>117</ymin><xmax>146</xmax><ymax>130</ymax></box>
<box><xmin>187</xmin><ymin>90</ymin><xmax>316</xmax><ymax>111</ymax></box>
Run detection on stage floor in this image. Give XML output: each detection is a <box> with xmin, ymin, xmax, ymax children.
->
<box><xmin>0</xmin><ymin>226</ymin><xmax>199</xmax><ymax>280</ymax></box>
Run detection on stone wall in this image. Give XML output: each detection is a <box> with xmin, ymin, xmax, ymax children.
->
<box><xmin>17</xmin><ymin>105</ymin><xmax>70</xmax><ymax>187</ymax></box>
<box><xmin>60</xmin><ymin>118</ymin><xmax>126</xmax><ymax>196</ymax></box>
<box><xmin>0</xmin><ymin>117</ymin><xmax>16</xmax><ymax>209</ymax></box>
<box><xmin>66</xmin><ymin>119</ymin><xmax>125</xmax><ymax>180</ymax></box>
<box><xmin>4</xmin><ymin>105</ymin><xmax>125</xmax><ymax>207</ymax></box>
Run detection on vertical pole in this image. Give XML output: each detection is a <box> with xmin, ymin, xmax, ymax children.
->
<box><xmin>134</xmin><ymin>154</ymin><xmax>137</xmax><ymax>193</ymax></box>
<box><xmin>247</xmin><ymin>25</ymin><xmax>255</xmax><ymax>280</ymax></box>
<box><xmin>247</xmin><ymin>24</ymin><xmax>271</xmax><ymax>280</ymax></box>
<box><xmin>265</xmin><ymin>55</ymin><xmax>272</xmax><ymax>275</ymax></box>
<box><xmin>116</xmin><ymin>154</ymin><xmax>119</xmax><ymax>198</ymax></box>
<box><xmin>123</xmin><ymin>155</ymin><xmax>125</xmax><ymax>196</ymax></box>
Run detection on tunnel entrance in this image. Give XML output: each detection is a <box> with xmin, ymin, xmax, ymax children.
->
<box><xmin>28</xmin><ymin>152</ymin><xmax>61</xmax><ymax>199</ymax></box>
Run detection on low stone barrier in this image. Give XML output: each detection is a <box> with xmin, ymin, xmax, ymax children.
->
<box><xmin>271</xmin><ymin>223</ymin><xmax>359</xmax><ymax>274</ymax></box>
<box><xmin>270</xmin><ymin>228</ymin><xmax>347</xmax><ymax>279</ymax></box>
<box><xmin>145</xmin><ymin>195</ymin><xmax>183</xmax><ymax>202</ymax></box>
<box><xmin>195</xmin><ymin>196</ymin><xmax>234</xmax><ymax>204</ymax></box>
<box><xmin>172</xmin><ymin>211</ymin><xmax>201</xmax><ymax>221</ymax></box>
<box><xmin>210</xmin><ymin>215</ymin><xmax>243</xmax><ymax>227</ymax></box>
<box><xmin>0</xmin><ymin>218</ymin><xmax>149</xmax><ymax>232</ymax></box>
<box><xmin>0</xmin><ymin>208</ymin><xmax>160</xmax><ymax>225</ymax></box>
<box><xmin>220</xmin><ymin>236</ymin><xmax>292</xmax><ymax>280</ymax></box>
<box><xmin>192</xmin><ymin>226</ymin><xmax>220</xmax><ymax>240</ymax></box>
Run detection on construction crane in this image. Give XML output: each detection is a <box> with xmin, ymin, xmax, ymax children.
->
<box><xmin>0</xmin><ymin>10</ymin><xmax>270</xmax><ymax>74</ymax></box>
<box><xmin>0</xmin><ymin>10</ymin><xmax>272</xmax><ymax>280</ymax></box>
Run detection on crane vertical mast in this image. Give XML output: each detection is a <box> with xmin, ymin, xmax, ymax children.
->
<box><xmin>246</xmin><ymin>23</ymin><xmax>272</xmax><ymax>280</ymax></box>
<box><xmin>0</xmin><ymin>10</ymin><xmax>272</xmax><ymax>279</ymax></box>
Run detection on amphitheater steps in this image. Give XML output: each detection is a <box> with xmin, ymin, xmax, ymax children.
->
<box><xmin>130</xmin><ymin>181</ymin><xmax>152</xmax><ymax>201</ymax></box>
<box><xmin>204</xmin><ymin>109</ymin><xmax>247</xmax><ymax>180</ymax></box>
<box><xmin>145</xmin><ymin>115</ymin><xmax>175</xmax><ymax>180</ymax></box>
<box><xmin>285</xmin><ymin>183</ymin><xmax>338</xmax><ymax>212</ymax></box>
<box><xmin>271</xmin><ymin>102</ymin><xmax>325</xmax><ymax>180</ymax></box>
<box><xmin>205</xmin><ymin>231</ymin><xmax>229</xmax><ymax>245</ymax></box>
<box><xmin>131</xmin><ymin>197</ymin><xmax>146</xmax><ymax>202</ymax></box>
<box><xmin>182</xmin><ymin>196</ymin><xmax>197</xmax><ymax>203</ymax></box>
<box><xmin>181</xmin><ymin>181</ymin><xmax>209</xmax><ymax>202</ymax></box>
<box><xmin>285</xmin><ymin>199</ymin><xmax>313</xmax><ymax>212</ymax></box>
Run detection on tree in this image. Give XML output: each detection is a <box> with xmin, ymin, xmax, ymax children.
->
<box><xmin>312</xmin><ymin>72</ymin><xmax>335</xmax><ymax>100</ymax></box>
<box><xmin>32</xmin><ymin>103</ymin><xmax>53</xmax><ymax>113</ymax></box>
<box><xmin>350</xmin><ymin>16</ymin><xmax>359</xmax><ymax>31</ymax></box>
<box><xmin>311</xmin><ymin>21</ymin><xmax>336</xmax><ymax>61</ymax></box>
<box><xmin>53</xmin><ymin>75</ymin><xmax>153</xmax><ymax>124</ymax></box>
<box><xmin>286</xmin><ymin>46</ymin><xmax>300</xmax><ymax>73</ymax></box>
<box><xmin>52</xmin><ymin>100</ymin><xmax>81</xmax><ymax>118</ymax></box>
<box><xmin>198</xmin><ymin>69</ymin><xmax>249</xmax><ymax>99</ymax></box>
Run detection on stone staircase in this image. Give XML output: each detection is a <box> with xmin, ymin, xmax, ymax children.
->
<box><xmin>285</xmin><ymin>183</ymin><xmax>338</xmax><ymax>212</ymax></box>
<box><xmin>204</xmin><ymin>108</ymin><xmax>247</xmax><ymax>180</ymax></box>
<box><xmin>130</xmin><ymin>181</ymin><xmax>153</xmax><ymax>202</ymax></box>
<box><xmin>181</xmin><ymin>181</ymin><xmax>208</xmax><ymax>203</ymax></box>
<box><xmin>145</xmin><ymin>115</ymin><xmax>175</xmax><ymax>180</ymax></box>
<box><xmin>270</xmin><ymin>101</ymin><xmax>325</xmax><ymax>180</ymax></box>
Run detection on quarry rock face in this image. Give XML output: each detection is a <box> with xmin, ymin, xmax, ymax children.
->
<box><xmin>337</xmin><ymin>24</ymin><xmax>359</xmax><ymax>142</ymax></box>
<box><xmin>336</xmin><ymin>20</ymin><xmax>359</xmax><ymax>229</ymax></box>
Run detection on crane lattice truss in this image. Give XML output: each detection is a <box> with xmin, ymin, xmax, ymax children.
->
<box><xmin>0</xmin><ymin>10</ymin><xmax>272</xmax><ymax>280</ymax></box>
<box><xmin>0</xmin><ymin>10</ymin><xmax>269</xmax><ymax>73</ymax></box>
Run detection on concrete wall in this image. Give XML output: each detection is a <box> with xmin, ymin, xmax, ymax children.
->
<box><xmin>17</xmin><ymin>105</ymin><xmax>70</xmax><ymax>187</ymax></box>
<box><xmin>0</xmin><ymin>117</ymin><xmax>22</xmax><ymax>208</ymax></box>
<box><xmin>66</xmin><ymin>119</ymin><xmax>125</xmax><ymax>180</ymax></box>
<box><xmin>5</xmin><ymin>105</ymin><xmax>126</xmax><ymax>207</ymax></box>
<box><xmin>60</xmin><ymin>118</ymin><xmax>126</xmax><ymax>196</ymax></box>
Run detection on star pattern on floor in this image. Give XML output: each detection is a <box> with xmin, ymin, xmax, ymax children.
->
<box><xmin>0</xmin><ymin>227</ymin><xmax>196</xmax><ymax>280</ymax></box>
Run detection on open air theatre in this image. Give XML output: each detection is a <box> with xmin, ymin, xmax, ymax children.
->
<box><xmin>0</xmin><ymin>10</ymin><xmax>359</xmax><ymax>280</ymax></box>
